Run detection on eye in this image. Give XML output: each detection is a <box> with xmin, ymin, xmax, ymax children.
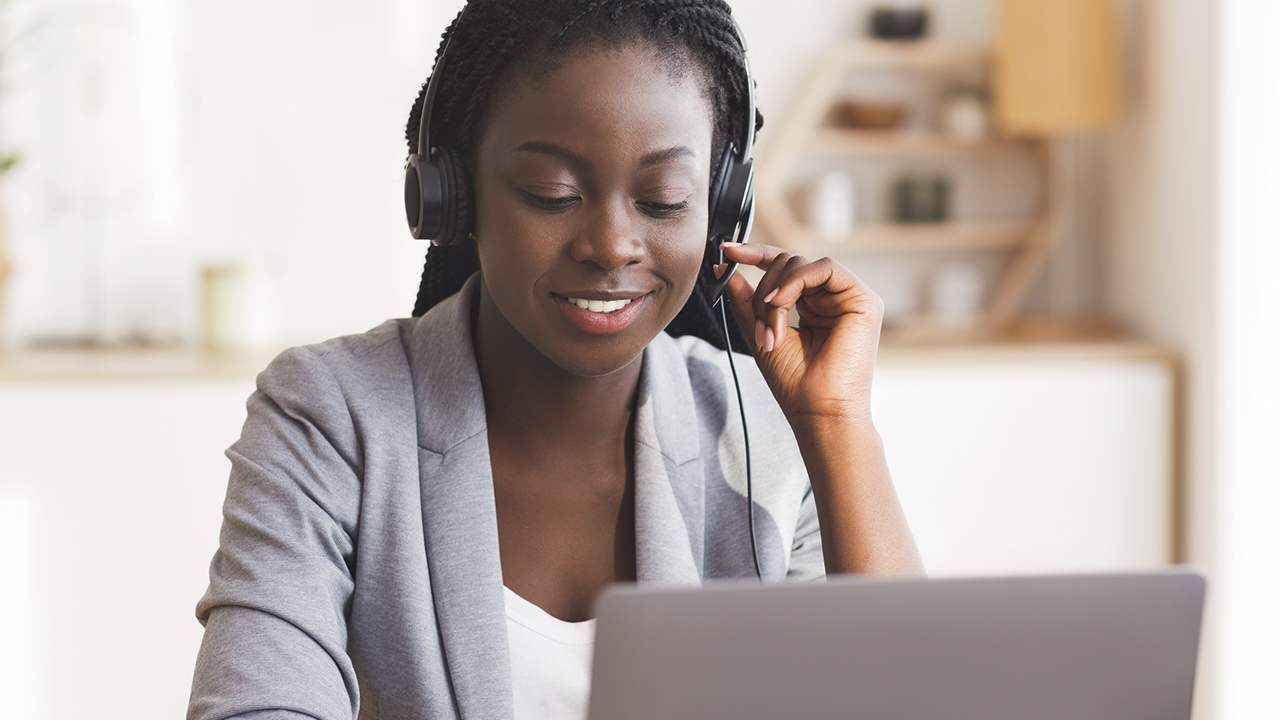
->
<box><xmin>521</xmin><ymin>191</ymin><xmax>580</xmax><ymax>212</ymax></box>
<box><xmin>638</xmin><ymin>199</ymin><xmax>690</xmax><ymax>218</ymax></box>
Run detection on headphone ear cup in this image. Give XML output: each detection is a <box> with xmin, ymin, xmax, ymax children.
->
<box><xmin>708</xmin><ymin>154</ymin><xmax>754</xmax><ymax>245</ymax></box>
<box><xmin>405</xmin><ymin>153</ymin><xmax>444</xmax><ymax>240</ymax></box>
<box><xmin>707</xmin><ymin>148</ymin><xmax>735</xmax><ymax>240</ymax></box>
<box><xmin>436</xmin><ymin>145</ymin><xmax>474</xmax><ymax>246</ymax></box>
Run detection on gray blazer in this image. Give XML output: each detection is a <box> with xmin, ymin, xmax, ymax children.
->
<box><xmin>189</xmin><ymin>275</ymin><xmax>823</xmax><ymax>720</ymax></box>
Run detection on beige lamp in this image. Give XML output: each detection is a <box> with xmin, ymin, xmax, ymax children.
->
<box><xmin>995</xmin><ymin>0</ymin><xmax>1121</xmax><ymax>317</ymax></box>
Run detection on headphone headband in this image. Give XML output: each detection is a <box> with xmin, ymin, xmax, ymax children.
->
<box><xmin>728</xmin><ymin>15</ymin><xmax>756</xmax><ymax>160</ymax></box>
<box><xmin>407</xmin><ymin>4</ymin><xmax>758</xmax><ymax>262</ymax></box>
<box><xmin>416</xmin><ymin>29</ymin><xmax>454</xmax><ymax>163</ymax></box>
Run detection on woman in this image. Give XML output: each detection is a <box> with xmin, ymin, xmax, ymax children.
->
<box><xmin>188</xmin><ymin>1</ymin><xmax>922</xmax><ymax>719</ymax></box>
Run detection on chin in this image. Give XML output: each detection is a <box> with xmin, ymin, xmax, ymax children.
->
<box><xmin>537</xmin><ymin>334</ymin><xmax>651</xmax><ymax>379</ymax></box>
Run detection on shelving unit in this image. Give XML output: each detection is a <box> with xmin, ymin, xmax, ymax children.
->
<box><xmin>810</xmin><ymin>128</ymin><xmax>1040</xmax><ymax>158</ymax></box>
<box><xmin>782</xmin><ymin>220</ymin><xmax>1037</xmax><ymax>254</ymax></box>
<box><xmin>755</xmin><ymin>40</ymin><xmax>1052</xmax><ymax>344</ymax></box>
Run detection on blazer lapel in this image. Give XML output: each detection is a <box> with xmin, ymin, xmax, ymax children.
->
<box><xmin>632</xmin><ymin>334</ymin><xmax>706</xmax><ymax>585</ymax></box>
<box><xmin>407</xmin><ymin>275</ymin><xmax>513</xmax><ymax>720</ymax></box>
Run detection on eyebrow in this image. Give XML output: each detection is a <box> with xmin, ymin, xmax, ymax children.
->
<box><xmin>513</xmin><ymin>141</ymin><xmax>696</xmax><ymax>169</ymax></box>
<box><xmin>514</xmin><ymin>141</ymin><xmax>585</xmax><ymax>166</ymax></box>
<box><xmin>639</xmin><ymin>145</ymin><xmax>696</xmax><ymax>168</ymax></box>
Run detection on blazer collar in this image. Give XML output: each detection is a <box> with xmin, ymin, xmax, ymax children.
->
<box><xmin>409</xmin><ymin>274</ymin><xmax>487</xmax><ymax>455</ymax></box>
<box><xmin>632</xmin><ymin>332</ymin><xmax>707</xmax><ymax>584</ymax></box>
<box><xmin>407</xmin><ymin>275</ymin><xmax>510</xmax><ymax>720</ymax></box>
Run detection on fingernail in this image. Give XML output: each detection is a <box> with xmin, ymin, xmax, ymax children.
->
<box><xmin>713</xmin><ymin>263</ymin><xmax>726</xmax><ymax>278</ymax></box>
<box><xmin>764</xmin><ymin>326</ymin><xmax>775</xmax><ymax>353</ymax></box>
<box><xmin>755</xmin><ymin>320</ymin><xmax>765</xmax><ymax>350</ymax></box>
<box><xmin>763</xmin><ymin>288</ymin><xmax>779</xmax><ymax>305</ymax></box>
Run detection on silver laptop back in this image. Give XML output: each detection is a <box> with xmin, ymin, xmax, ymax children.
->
<box><xmin>588</xmin><ymin>569</ymin><xmax>1204</xmax><ymax>720</ymax></box>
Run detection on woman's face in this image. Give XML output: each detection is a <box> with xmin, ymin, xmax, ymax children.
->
<box><xmin>472</xmin><ymin>42</ymin><xmax>714</xmax><ymax>377</ymax></box>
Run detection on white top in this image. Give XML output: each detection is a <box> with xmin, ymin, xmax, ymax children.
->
<box><xmin>503</xmin><ymin>585</ymin><xmax>597</xmax><ymax>720</ymax></box>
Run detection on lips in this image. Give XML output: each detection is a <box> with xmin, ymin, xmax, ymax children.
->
<box><xmin>554</xmin><ymin>292</ymin><xmax>649</xmax><ymax>335</ymax></box>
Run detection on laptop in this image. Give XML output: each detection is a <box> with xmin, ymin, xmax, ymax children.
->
<box><xmin>587</xmin><ymin>569</ymin><xmax>1204</xmax><ymax>720</ymax></box>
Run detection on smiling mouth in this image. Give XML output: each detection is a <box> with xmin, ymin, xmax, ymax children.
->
<box><xmin>563</xmin><ymin>296</ymin><xmax>638</xmax><ymax>314</ymax></box>
<box><xmin>553</xmin><ymin>292</ymin><xmax>649</xmax><ymax>335</ymax></box>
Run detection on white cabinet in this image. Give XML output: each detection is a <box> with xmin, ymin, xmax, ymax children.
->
<box><xmin>0</xmin><ymin>374</ymin><xmax>255</xmax><ymax>720</ymax></box>
<box><xmin>874</xmin><ymin>345</ymin><xmax>1175</xmax><ymax>576</ymax></box>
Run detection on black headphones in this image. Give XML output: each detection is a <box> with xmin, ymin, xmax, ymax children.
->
<box><xmin>403</xmin><ymin>23</ymin><xmax>467</xmax><ymax>246</ymax></box>
<box><xmin>404</xmin><ymin>10</ymin><xmax>757</xmax><ymax>308</ymax></box>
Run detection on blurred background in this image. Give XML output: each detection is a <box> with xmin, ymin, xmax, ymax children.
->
<box><xmin>0</xmin><ymin>0</ymin><xmax>1276</xmax><ymax>718</ymax></box>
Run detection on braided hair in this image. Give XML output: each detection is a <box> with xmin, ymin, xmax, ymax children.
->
<box><xmin>407</xmin><ymin>0</ymin><xmax>761</xmax><ymax>352</ymax></box>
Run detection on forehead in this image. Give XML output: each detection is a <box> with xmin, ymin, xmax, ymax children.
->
<box><xmin>477</xmin><ymin>42</ymin><xmax>715</xmax><ymax>161</ymax></box>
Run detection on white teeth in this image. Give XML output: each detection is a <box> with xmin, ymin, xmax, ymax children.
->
<box><xmin>566</xmin><ymin>297</ymin><xmax>635</xmax><ymax>314</ymax></box>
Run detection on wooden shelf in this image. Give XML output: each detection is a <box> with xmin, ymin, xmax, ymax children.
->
<box><xmin>828</xmin><ymin>41</ymin><xmax>990</xmax><ymax>70</ymax></box>
<box><xmin>810</xmin><ymin>128</ymin><xmax>1041</xmax><ymax>158</ymax></box>
<box><xmin>794</xmin><ymin>221</ymin><xmax>1039</xmax><ymax>254</ymax></box>
<box><xmin>754</xmin><ymin>40</ymin><xmax>1053</xmax><ymax>345</ymax></box>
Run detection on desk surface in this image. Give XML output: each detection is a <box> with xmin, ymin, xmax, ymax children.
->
<box><xmin>876</xmin><ymin>339</ymin><xmax>1176</xmax><ymax>366</ymax></box>
<box><xmin>0</xmin><ymin>347</ymin><xmax>277</xmax><ymax>382</ymax></box>
<box><xmin>0</xmin><ymin>339</ymin><xmax>1175</xmax><ymax>383</ymax></box>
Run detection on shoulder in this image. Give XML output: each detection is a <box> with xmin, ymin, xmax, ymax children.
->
<box><xmin>263</xmin><ymin>319</ymin><xmax>414</xmax><ymax>386</ymax></box>
<box><xmin>252</xmin><ymin>318</ymin><xmax>419</xmax><ymax>431</ymax></box>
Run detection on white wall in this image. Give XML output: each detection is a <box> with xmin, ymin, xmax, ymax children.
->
<box><xmin>1106</xmin><ymin>0</ymin><xmax>1280</xmax><ymax>717</ymax></box>
<box><xmin>1105</xmin><ymin>0</ymin><xmax>1218</xmax><ymax>570</ymax></box>
<box><xmin>1103</xmin><ymin>1</ymin><xmax>1219</xmax><ymax>716</ymax></box>
<box><xmin>1215</xmin><ymin>0</ymin><xmax>1280</xmax><ymax>716</ymax></box>
<box><xmin>1</xmin><ymin>0</ymin><xmax>448</xmax><ymax>347</ymax></box>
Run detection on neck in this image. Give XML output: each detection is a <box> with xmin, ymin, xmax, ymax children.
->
<box><xmin>473</xmin><ymin>279</ymin><xmax>642</xmax><ymax>448</ymax></box>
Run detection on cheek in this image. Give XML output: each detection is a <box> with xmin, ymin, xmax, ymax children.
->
<box><xmin>668</xmin><ymin>233</ymin><xmax>707</xmax><ymax>286</ymax></box>
<box><xmin>666</xmin><ymin>213</ymin><xmax>711</xmax><ymax>281</ymax></box>
<box><xmin>473</xmin><ymin>189</ymin><xmax>558</xmax><ymax>288</ymax></box>
<box><xmin>651</xmin><ymin>217</ymin><xmax>710</xmax><ymax>312</ymax></box>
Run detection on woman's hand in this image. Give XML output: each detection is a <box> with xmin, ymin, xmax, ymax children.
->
<box><xmin>719</xmin><ymin>242</ymin><xmax>923</xmax><ymax>576</ymax></box>
<box><xmin>719</xmin><ymin>242</ymin><xmax>884</xmax><ymax>427</ymax></box>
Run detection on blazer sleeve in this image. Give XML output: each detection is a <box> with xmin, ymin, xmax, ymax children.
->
<box><xmin>786</xmin><ymin>484</ymin><xmax>825</xmax><ymax>582</ymax></box>
<box><xmin>189</xmin><ymin>347</ymin><xmax>364</xmax><ymax>720</ymax></box>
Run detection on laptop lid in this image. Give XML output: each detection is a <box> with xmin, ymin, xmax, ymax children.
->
<box><xmin>588</xmin><ymin>569</ymin><xmax>1204</xmax><ymax>720</ymax></box>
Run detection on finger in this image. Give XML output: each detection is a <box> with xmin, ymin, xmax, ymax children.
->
<box><xmin>720</xmin><ymin>241</ymin><xmax>791</xmax><ymax>271</ymax></box>
<box><xmin>722</xmin><ymin>270</ymin><xmax>761</xmax><ymax>351</ymax></box>
<box><xmin>721</xmin><ymin>243</ymin><xmax>788</xmax><ymax>351</ymax></box>
<box><xmin>752</xmin><ymin>253</ymin><xmax>807</xmax><ymax>351</ymax></box>
<box><xmin>769</xmin><ymin>256</ymin><xmax>841</xmax><ymax>312</ymax></box>
<box><xmin>768</xmin><ymin>257</ymin><xmax>885</xmax><ymax>334</ymax></box>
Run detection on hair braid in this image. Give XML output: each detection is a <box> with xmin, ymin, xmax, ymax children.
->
<box><xmin>556</xmin><ymin>1</ymin><xmax>609</xmax><ymax>40</ymax></box>
<box><xmin>406</xmin><ymin>0</ymin><xmax>756</xmax><ymax>353</ymax></box>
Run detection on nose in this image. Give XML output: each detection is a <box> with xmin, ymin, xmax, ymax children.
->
<box><xmin>568</xmin><ymin>195</ymin><xmax>645</xmax><ymax>270</ymax></box>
